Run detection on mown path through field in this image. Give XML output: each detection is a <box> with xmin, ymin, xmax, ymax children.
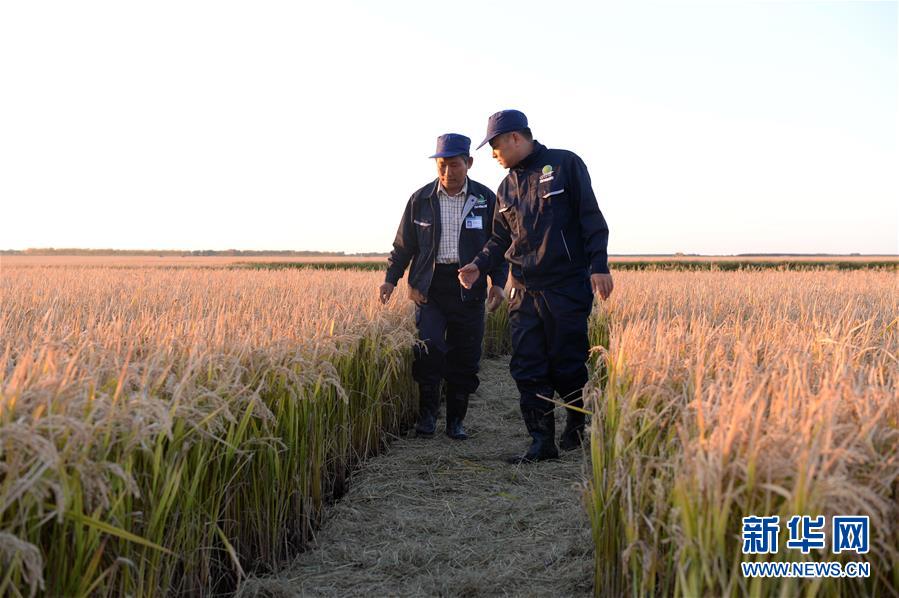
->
<box><xmin>240</xmin><ymin>356</ymin><xmax>594</xmax><ymax>597</ymax></box>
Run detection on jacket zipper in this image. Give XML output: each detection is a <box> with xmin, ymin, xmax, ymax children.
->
<box><xmin>561</xmin><ymin>230</ymin><xmax>572</xmax><ymax>262</ymax></box>
<box><xmin>429</xmin><ymin>196</ymin><xmax>437</xmax><ymax>294</ymax></box>
<box><xmin>515</xmin><ymin>170</ymin><xmax>528</xmax><ymax>288</ymax></box>
<box><xmin>458</xmin><ymin>197</ymin><xmax>465</xmax><ymax>301</ymax></box>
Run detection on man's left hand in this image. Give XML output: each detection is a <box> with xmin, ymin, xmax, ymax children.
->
<box><xmin>591</xmin><ymin>273</ymin><xmax>614</xmax><ymax>300</ymax></box>
<box><xmin>486</xmin><ymin>285</ymin><xmax>506</xmax><ymax>312</ymax></box>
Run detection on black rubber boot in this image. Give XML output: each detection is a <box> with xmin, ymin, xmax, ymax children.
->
<box><xmin>506</xmin><ymin>407</ymin><xmax>559</xmax><ymax>464</ymax></box>
<box><xmin>559</xmin><ymin>392</ymin><xmax>586</xmax><ymax>451</ymax></box>
<box><xmin>445</xmin><ymin>387</ymin><xmax>469</xmax><ymax>440</ymax></box>
<box><xmin>414</xmin><ymin>384</ymin><xmax>439</xmax><ymax>437</ymax></box>
<box><xmin>559</xmin><ymin>412</ymin><xmax>586</xmax><ymax>451</ymax></box>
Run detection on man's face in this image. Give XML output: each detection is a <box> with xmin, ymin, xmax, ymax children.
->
<box><xmin>436</xmin><ymin>155</ymin><xmax>472</xmax><ymax>193</ymax></box>
<box><xmin>489</xmin><ymin>132</ymin><xmax>522</xmax><ymax>169</ymax></box>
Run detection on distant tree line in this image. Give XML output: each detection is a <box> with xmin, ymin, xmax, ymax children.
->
<box><xmin>0</xmin><ymin>248</ymin><xmax>390</xmax><ymax>257</ymax></box>
<box><xmin>0</xmin><ymin>249</ymin><xmax>886</xmax><ymax>259</ymax></box>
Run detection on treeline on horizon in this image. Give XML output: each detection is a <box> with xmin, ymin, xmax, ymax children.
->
<box><xmin>0</xmin><ymin>248</ymin><xmax>387</xmax><ymax>257</ymax></box>
<box><xmin>1</xmin><ymin>248</ymin><xmax>891</xmax><ymax>258</ymax></box>
<box><xmin>250</xmin><ymin>260</ymin><xmax>898</xmax><ymax>272</ymax></box>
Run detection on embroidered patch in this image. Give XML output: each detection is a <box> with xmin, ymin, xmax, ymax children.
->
<box><xmin>539</xmin><ymin>164</ymin><xmax>554</xmax><ymax>183</ymax></box>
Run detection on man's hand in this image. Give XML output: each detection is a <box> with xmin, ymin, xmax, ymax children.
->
<box><xmin>591</xmin><ymin>273</ymin><xmax>614</xmax><ymax>300</ymax></box>
<box><xmin>378</xmin><ymin>282</ymin><xmax>395</xmax><ymax>304</ymax></box>
<box><xmin>458</xmin><ymin>263</ymin><xmax>480</xmax><ymax>289</ymax></box>
<box><xmin>486</xmin><ymin>285</ymin><xmax>506</xmax><ymax>312</ymax></box>
<box><xmin>408</xmin><ymin>286</ymin><xmax>428</xmax><ymax>305</ymax></box>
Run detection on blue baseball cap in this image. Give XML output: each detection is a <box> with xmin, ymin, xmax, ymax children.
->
<box><xmin>428</xmin><ymin>133</ymin><xmax>471</xmax><ymax>159</ymax></box>
<box><xmin>476</xmin><ymin>109</ymin><xmax>528</xmax><ymax>149</ymax></box>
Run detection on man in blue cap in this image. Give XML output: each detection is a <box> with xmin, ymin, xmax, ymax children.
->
<box><xmin>458</xmin><ymin>110</ymin><xmax>613</xmax><ymax>463</ymax></box>
<box><xmin>380</xmin><ymin>133</ymin><xmax>508</xmax><ymax>440</ymax></box>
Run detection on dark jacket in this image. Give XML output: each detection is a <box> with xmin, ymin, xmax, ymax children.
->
<box><xmin>472</xmin><ymin>142</ymin><xmax>609</xmax><ymax>290</ymax></box>
<box><xmin>386</xmin><ymin>178</ymin><xmax>509</xmax><ymax>301</ymax></box>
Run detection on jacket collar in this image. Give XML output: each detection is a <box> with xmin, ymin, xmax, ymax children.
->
<box><xmin>427</xmin><ymin>179</ymin><xmax>440</xmax><ymax>199</ymax></box>
<box><xmin>514</xmin><ymin>141</ymin><xmax>547</xmax><ymax>172</ymax></box>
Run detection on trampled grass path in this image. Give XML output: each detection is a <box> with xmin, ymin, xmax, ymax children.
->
<box><xmin>240</xmin><ymin>356</ymin><xmax>594</xmax><ymax>597</ymax></box>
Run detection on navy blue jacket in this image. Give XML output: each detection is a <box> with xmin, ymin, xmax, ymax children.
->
<box><xmin>473</xmin><ymin>142</ymin><xmax>609</xmax><ymax>290</ymax></box>
<box><xmin>386</xmin><ymin>178</ymin><xmax>509</xmax><ymax>301</ymax></box>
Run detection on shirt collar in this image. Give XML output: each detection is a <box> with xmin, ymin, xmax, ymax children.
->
<box><xmin>437</xmin><ymin>178</ymin><xmax>468</xmax><ymax>199</ymax></box>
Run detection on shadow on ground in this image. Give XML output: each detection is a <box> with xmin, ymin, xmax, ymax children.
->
<box><xmin>238</xmin><ymin>356</ymin><xmax>594</xmax><ymax>598</ymax></box>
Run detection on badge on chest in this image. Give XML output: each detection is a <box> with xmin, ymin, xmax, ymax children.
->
<box><xmin>464</xmin><ymin>215</ymin><xmax>483</xmax><ymax>229</ymax></box>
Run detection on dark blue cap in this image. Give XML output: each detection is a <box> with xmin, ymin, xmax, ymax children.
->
<box><xmin>476</xmin><ymin>109</ymin><xmax>528</xmax><ymax>149</ymax></box>
<box><xmin>429</xmin><ymin>133</ymin><xmax>471</xmax><ymax>159</ymax></box>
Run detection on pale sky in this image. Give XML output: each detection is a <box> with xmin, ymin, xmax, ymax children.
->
<box><xmin>1</xmin><ymin>0</ymin><xmax>896</xmax><ymax>254</ymax></box>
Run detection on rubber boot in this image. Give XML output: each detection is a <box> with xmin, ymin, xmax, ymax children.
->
<box><xmin>414</xmin><ymin>384</ymin><xmax>439</xmax><ymax>437</ymax></box>
<box><xmin>506</xmin><ymin>407</ymin><xmax>559</xmax><ymax>464</ymax></box>
<box><xmin>445</xmin><ymin>386</ymin><xmax>469</xmax><ymax>440</ymax></box>
<box><xmin>559</xmin><ymin>391</ymin><xmax>586</xmax><ymax>451</ymax></box>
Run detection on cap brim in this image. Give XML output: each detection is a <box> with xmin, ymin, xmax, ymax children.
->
<box><xmin>475</xmin><ymin>136</ymin><xmax>493</xmax><ymax>150</ymax></box>
<box><xmin>428</xmin><ymin>151</ymin><xmax>467</xmax><ymax>159</ymax></box>
<box><xmin>477</xmin><ymin>127</ymin><xmax>513</xmax><ymax>150</ymax></box>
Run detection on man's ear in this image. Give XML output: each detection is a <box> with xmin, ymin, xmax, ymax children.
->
<box><xmin>466</xmin><ymin>156</ymin><xmax>474</xmax><ymax>169</ymax></box>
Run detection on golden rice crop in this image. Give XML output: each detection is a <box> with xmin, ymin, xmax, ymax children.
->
<box><xmin>4</xmin><ymin>264</ymin><xmax>896</xmax><ymax>597</ymax></box>
<box><xmin>0</xmin><ymin>266</ymin><xmax>419</xmax><ymax>596</ymax></box>
<box><xmin>586</xmin><ymin>270</ymin><xmax>898</xmax><ymax>597</ymax></box>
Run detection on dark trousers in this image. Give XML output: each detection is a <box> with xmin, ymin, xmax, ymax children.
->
<box><xmin>412</xmin><ymin>264</ymin><xmax>485</xmax><ymax>394</ymax></box>
<box><xmin>508</xmin><ymin>277</ymin><xmax>593</xmax><ymax>412</ymax></box>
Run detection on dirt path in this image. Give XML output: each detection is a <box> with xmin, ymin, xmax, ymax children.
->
<box><xmin>240</xmin><ymin>357</ymin><xmax>594</xmax><ymax>597</ymax></box>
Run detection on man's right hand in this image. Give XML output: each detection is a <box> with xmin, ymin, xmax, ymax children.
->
<box><xmin>378</xmin><ymin>282</ymin><xmax>395</xmax><ymax>304</ymax></box>
<box><xmin>408</xmin><ymin>287</ymin><xmax>428</xmax><ymax>305</ymax></box>
<box><xmin>458</xmin><ymin>263</ymin><xmax>480</xmax><ymax>289</ymax></box>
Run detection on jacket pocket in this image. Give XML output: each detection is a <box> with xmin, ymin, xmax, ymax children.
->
<box><xmin>497</xmin><ymin>202</ymin><xmax>521</xmax><ymax>239</ymax></box>
<box><xmin>414</xmin><ymin>219</ymin><xmax>433</xmax><ymax>250</ymax></box>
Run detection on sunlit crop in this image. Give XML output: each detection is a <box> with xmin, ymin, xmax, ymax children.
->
<box><xmin>0</xmin><ymin>267</ymin><xmax>418</xmax><ymax>596</ymax></box>
<box><xmin>586</xmin><ymin>270</ymin><xmax>898</xmax><ymax>597</ymax></box>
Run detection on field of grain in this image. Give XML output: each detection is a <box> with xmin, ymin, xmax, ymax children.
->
<box><xmin>2</xmin><ymin>264</ymin><xmax>897</xmax><ymax>597</ymax></box>
<box><xmin>585</xmin><ymin>270</ymin><xmax>898</xmax><ymax>596</ymax></box>
<box><xmin>0</xmin><ymin>267</ymin><xmax>421</xmax><ymax>596</ymax></box>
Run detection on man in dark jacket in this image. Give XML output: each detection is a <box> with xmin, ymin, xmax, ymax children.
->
<box><xmin>380</xmin><ymin>133</ymin><xmax>508</xmax><ymax>440</ymax></box>
<box><xmin>459</xmin><ymin>110</ymin><xmax>613</xmax><ymax>463</ymax></box>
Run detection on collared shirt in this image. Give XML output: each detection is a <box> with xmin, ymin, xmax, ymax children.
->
<box><xmin>436</xmin><ymin>179</ymin><xmax>467</xmax><ymax>264</ymax></box>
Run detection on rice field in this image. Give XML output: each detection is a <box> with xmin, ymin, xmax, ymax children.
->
<box><xmin>585</xmin><ymin>270</ymin><xmax>898</xmax><ymax>597</ymax></box>
<box><xmin>0</xmin><ymin>267</ymin><xmax>420</xmax><ymax>596</ymax></box>
<box><xmin>2</xmin><ymin>264</ymin><xmax>897</xmax><ymax>596</ymax></box>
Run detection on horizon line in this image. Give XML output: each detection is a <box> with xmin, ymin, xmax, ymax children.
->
<box><xmin>2</xmin><ymin>249</ymin><xmax>897</xmax><ymax>258</ymax></box>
